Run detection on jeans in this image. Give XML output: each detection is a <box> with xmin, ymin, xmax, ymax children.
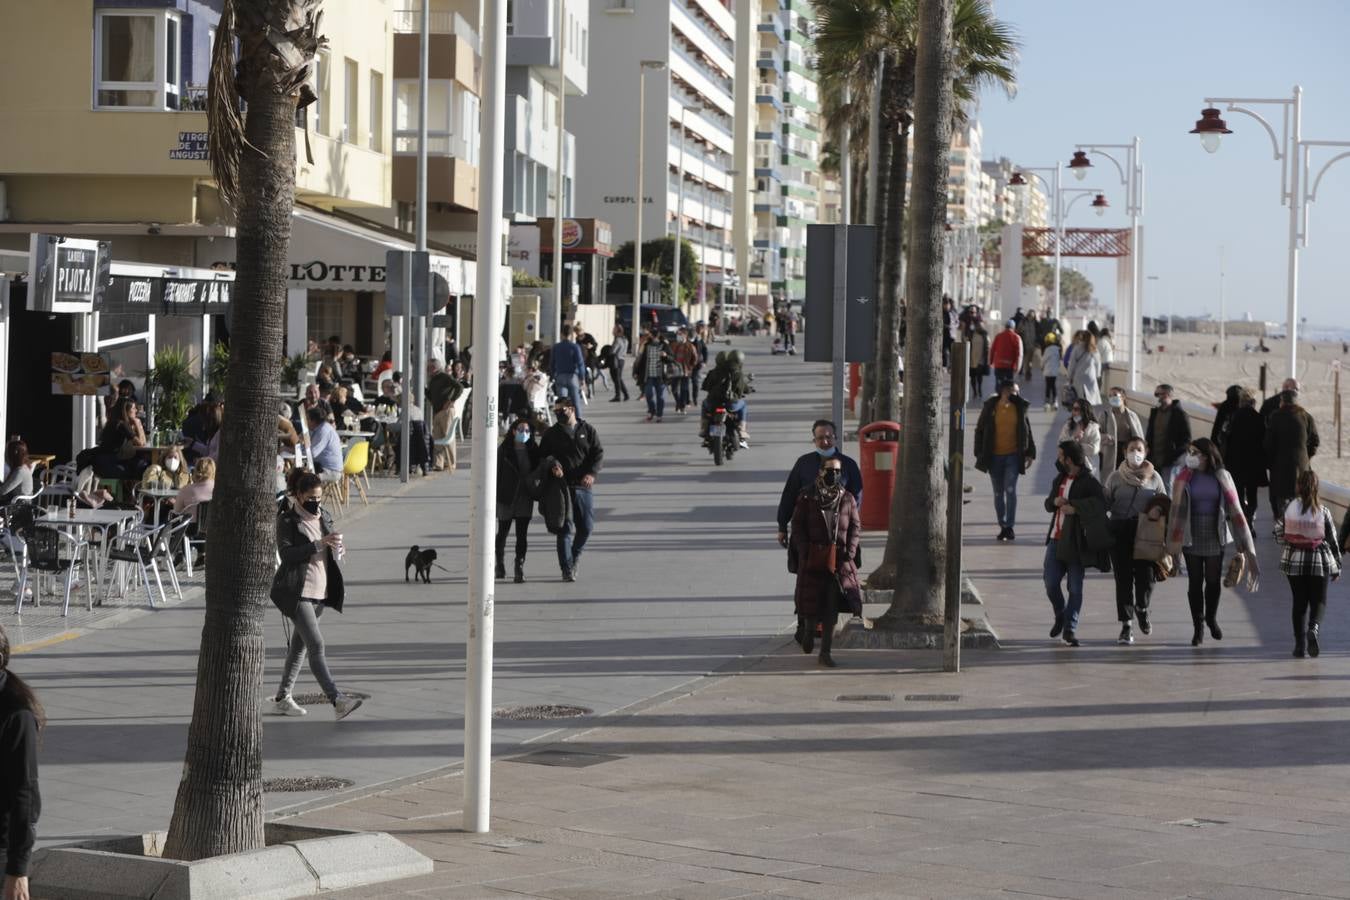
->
<box><xmin>643</xmin><ymin>378</ymin><xmax>666</xmax><ymax>418</ymax></box>
<box><xmin>1109</xmin><ymin>519</ymin><xmax>1153</xmax><ymax>622</ymax></box>
<box><xmin>1044</xmin><ymin>376</ymin><xmax>1057</xmax><ymax>405</ymax></box>
<box><xmin>988</xmin><ymin>453</ymin><xmax>1020</xmax><ymax>528</ymax></box>
<box><xmin>1289</xmin><ymin>573</ymin><xmax>1328</xmax><ymax>638</ymax></box>
<box><xmin>674</xmin><ymin>376</ymin><xmax>692</xmax><ymax>411</ymax></box>
<box><xmin>277</xmin><ymin>599</ymin><xmax>339</xmax><ymax>702</ymax></box>
<box><xmin>1235</xmin><ymin>475</ymin><xmax>1260</xmax><ymax>527</ymax></box>
<box><xmin>495</xmin><ymin>516</ymin><xmax>531</xmax><ymax>562</ymax></box>
<box><xmin>1043</xmin><ymin>542</ymin><xmax>1085</xmax><ymax>631</ymax></box>
<box><xmin>553</xmin><ymin>374</ymin><xmax>586</xmax><ymax>413</ymax></box>
<box><xmin>556</xmin><ymin>487</ymin><xmax>594</xmax><ymax>571</ymax></box>
<box><xmin>611</xmin><ymin>360</ymin><xmax>630</xmax><ymax>400</ymax></box>
<box><xmin>1182</xmin><ymin>551</ymin><xmax>1224</xmax><ymax>625</ymax></box>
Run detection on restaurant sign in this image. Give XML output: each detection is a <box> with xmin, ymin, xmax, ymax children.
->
<box><xmin>100</xmin><ymin>274</ymin><xmax>233</xmax><ymax>317</ymax></box>
<box><xmin>51</xmin><ymin>351</ymin><xmax>112</xmax><ymax>396</ymax></box>
<box><xmin>27</xmin><ymin>234</ymin><xmax>108</xmax><ymax>313</ymax></box>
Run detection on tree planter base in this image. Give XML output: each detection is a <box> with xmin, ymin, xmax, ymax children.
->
<box><xmin>833</xmin><ymin>582</ymin><xmax>1000</xmax><ymax>650</ymax></box>
<box><xmin>30</xmin><ymin>824</ymin><xmax>433</xmax><ymax>899</ymax></box>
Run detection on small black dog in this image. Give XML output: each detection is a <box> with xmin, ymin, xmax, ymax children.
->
<box><xmin>405</xmin><ymin>545</ymin><xmax>437</xmax><ymax>583</ymax></box>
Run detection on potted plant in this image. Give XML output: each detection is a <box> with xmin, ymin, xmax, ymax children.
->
<box><xmin>207</xmin><ymin>340</ymin><xmax>230</xmax><ymax>398</ymax></box>
<box><xmin>280</xmin><ymin>351</ymin><xmax>311</xmax><ymax>395</ymax></box>
<box><xmin>143</xmin><ymin>345</ymin><xmax>197</xmax><ymax>441</ymax></box>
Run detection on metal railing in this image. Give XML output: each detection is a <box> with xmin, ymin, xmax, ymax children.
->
<box><xmin>391</xmin><ymin>9</ymin><xmax>480</xmax><ymax>52</ymax></box>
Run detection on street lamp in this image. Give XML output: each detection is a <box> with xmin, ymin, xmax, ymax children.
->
<box><xmin>672</xmin><ymin>104</ymin><xmax>693</xmax><ymax>309</ymax></box>
<box><xmin>632</xmin><ymin>59</ymin><xmax>666</xmax><ymax>344</ymax></box>
<box><xmin>1012</xmin><ymin>167</ymin><xmax>1104</xmax><ymax>322</ymax></box>
<box><xmin>551</xmin><ymin>0</ymin><xmax>569</xmax><ymax>343</ymax></box>
<box><xmin>1189</xmin><ymin>85</ymin><xmax>1350</xmax><ymax>374</ymax></box>
<box><xmin>1091</xmin><ymin>193</ymin><xmax>1109</xmax><ymax>216</ymax></box>
<box><xmin>1072</xmin><ymin>137</ymin><xmax>1144</xmax><ymax>388</ymax></box>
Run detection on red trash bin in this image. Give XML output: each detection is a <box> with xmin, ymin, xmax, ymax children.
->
<box><xmin>858</xmin><ymin>420</ymin><xmax>900</xmax><ymax>530</ymax></box>
<box><xmin>847</xmin><ymin>363</ymin><xmax>862</xmax><ymax>412</ymax></box>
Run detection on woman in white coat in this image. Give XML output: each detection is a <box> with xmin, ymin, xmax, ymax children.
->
<box><xmin>1066</xmin><ymin>330</ymin><xmax>1103</xmax><ymax>407</ymax></box>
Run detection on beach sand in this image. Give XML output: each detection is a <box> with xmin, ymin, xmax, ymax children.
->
<box><xmin>1118</xmin><ymin>331</ymin><xmax>1350</xmax><ymax>486</ymax></box>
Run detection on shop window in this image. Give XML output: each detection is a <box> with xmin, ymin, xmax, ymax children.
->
<box><xmin>307</xmin><ymin>295</ymin><xmax>346</xmax><ymax>348</ymax></box>
<box><xmin>94</xmin><ymin>9</ymin><xmax>182</xmax><ymax>110</ymax></box>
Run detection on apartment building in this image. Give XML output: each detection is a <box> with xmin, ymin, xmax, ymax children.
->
<box><xmin>572</xmin><ymin>0</ymin><xmax>740</xmax><ymax>305</ymax></box>
<box><xmin>981</xmin><ymin>156</ymin><xmax>1049</xmax><ymax>228</ymax></box>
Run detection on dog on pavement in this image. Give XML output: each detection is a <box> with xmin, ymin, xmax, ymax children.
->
<box><xmin>405</xmin><ymin>545</ymin><xmax>438</xmax><ymax>583</ymax></box>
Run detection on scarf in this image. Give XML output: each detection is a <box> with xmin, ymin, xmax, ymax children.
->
<box><xmin>814</xmin><ymin>476</ymin><xmax>844</xmax><ymax>539</ymax></box>
<box><xmin>1114</xmin><ymin>458</ymin><xmax>1157</xmax><ymax>488</ymax></box>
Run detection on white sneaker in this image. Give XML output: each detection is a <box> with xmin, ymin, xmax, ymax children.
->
<box><xmin>738</xmin><ymin>439</ymin><xmax>750</xmax><ymax>449</ymax></box>
<box><xmin>334</xmin><ymin>694</ymin><xmax>363</xmax><ymax>720</ymax></box>
<box><xmin>271</xmin><ymin>695</ymin><xmax>308</xmax><ymax>717</ymax></box>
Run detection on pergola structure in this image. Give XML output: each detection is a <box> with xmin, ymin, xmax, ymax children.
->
<box><xmin>1021</xmin><ymin>226</ymin><xmax>1132</xmax><ymax>259</ymax></box>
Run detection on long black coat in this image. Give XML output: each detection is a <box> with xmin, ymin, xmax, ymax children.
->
<box><xmin>790</xmin><ymin>490</ymin><xmax>863</xmax><ymax>619</ymax></box>
<box><xmin>1264</xmin><ymin>406</ymin><xmax>1320</xmax><ymax>500</ymax></box>
<box><xmin>1043</xmin><ymin>471</ymin><xmax>1108</xmax><ymax>569</ymax></box>
<box><xmin>496</xmin><ymin>438</ymin><xmax>542</xmax><ymax>519</ymax></box>
<box><xmin>1224</xmin><ymin>406</ymin><xmax>1268</xmax><ymax>487</ymax></box>
<box><xmin>271</xmin><ymin>504</ymin><xmax>345</xmax><ymax>617</ymax></box>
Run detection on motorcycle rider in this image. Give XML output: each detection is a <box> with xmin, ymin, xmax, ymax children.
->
<box><xmin>700</xmin><ymin>349</ymin><xmax>752</xmax><ymax>448</ymax></box>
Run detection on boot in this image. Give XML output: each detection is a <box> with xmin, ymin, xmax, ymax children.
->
<box><xmin>1191</xmin><ymin>622</ymin><xmax>1205</xmax><ymax>647</ymax></box>
<box><xmin>494</xmin><ymin>554</ymin><xmax>506</xmax><ymax>580</ymax></box>
<box><xmin>513</xmin><ymin>556</ymin><xmax>525</xmax><ymax>584</ymax></box>
<box><xmin>1293</xmin><ymin>634</ymin><xmax>1307</xmax><ymax>658</ymax></box>
<box><xmin>793</xmin><ymin>616</ymin><xmax>805</xmax><ymax>647</ymax></box>
<box><xmin>1307</xmin><ymin>623</ymin><xmax>1320</xmax><ymax>658</ymax></box>
<box><xmin>818</xmin><ymin>618</ymin><xmax>837</xmax><ymax>667</ymax></box>
<box><xmin>1206</xmin><ymin>616</ymin><xmax>1223</xmax><ymax>641</ymax></box>
<box><xmin>802</xmin><ymin>618</ymin><xmax>816</xmax><ymax>654</ymax></box>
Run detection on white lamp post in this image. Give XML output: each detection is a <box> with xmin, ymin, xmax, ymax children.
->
<box><xmin>551</xmin><ymin>0</ymin><xmax>568</xmax><ymax>343</ymax></box>
<box><xmin>1190</xmin><ymin>86</ymin><xmax>1350</xmax><ymax>376</ymax></box>
<box><xmin>632</xmin><ymin>59</ymin><xmax>666</xmax><ymax>341</ymax></box>
<box><xmin>1070</xmin><ymin>137</ymin><xmax>1144</xmax><ymax>389</ymax></box>
<box><xmin>672</xmin><ymin>105</ymin><xmax>692</xmax><ymax>308</ymax></box>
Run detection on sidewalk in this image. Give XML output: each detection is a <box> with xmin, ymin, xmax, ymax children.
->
<box><xmin>284</xmin><ymin>365</ymin><xmax>1350</xmax><ymax>899</ymax></box>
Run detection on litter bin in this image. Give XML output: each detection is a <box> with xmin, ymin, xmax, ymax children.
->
<box><xmin>859</xmin><ymin>420</ymin><xmax>900</xmax><ymax>530</ymax></box>
<box><xmin>847</xmin><ymin>363</ymin><xmax>862</xmax><ymax>413</ymax></box>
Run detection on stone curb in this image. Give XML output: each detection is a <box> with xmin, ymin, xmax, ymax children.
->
<box><xmin>30</xmin><ymin>825</ymin><xmax>432</xmax><ymax>899</ymax></box>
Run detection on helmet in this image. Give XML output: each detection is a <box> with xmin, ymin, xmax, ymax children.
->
<box><xmin>715</xmin><ymin>351</ymin><xmax>728</xmax><ymax>366</ymax></box>
<box><xmin>729</xmin><ymin>349</ymin><xmax>745</xmax><ymax>366</ymax></box>
<box><xmin>1044</xmin><ymin>333</ymin><xmax>1059</xmax><ymax>347</ymax></box>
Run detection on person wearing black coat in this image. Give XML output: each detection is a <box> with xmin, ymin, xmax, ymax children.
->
<box><xmin>0</xmin><ymin>626</ymin><xmax>40</xmax><ymax>900</ymax></box>
<box><xmin>269</xmin><ymin>470</ymin><xmax>362</xmax><ymax>721</ymax></box>
<box><xmin>1145</xmin><ymin>385</ymin><xmax>1192</xmax><ymax>484</ymax></box>
<box><xmin>496</xmin><ymin>417</ymin><xmax>543</xmax><ymax>583</ymax></box>
<box><xmin>1210</xmin><ymin>384</ymin><xmax>1242</xmax><ymax>453</ymax></box>
<box><xmin>1224</xmin><ymin>390</ymin><xmax>1267</xmax><ymax>527</ymax></box>
<box><xmin>538</xmin><ymin>396</ymin><xmax>604</xmax><ymax>581</ymax></box>
<box><xmin>1042</xmin><ymin>441</ymin><xmax>1106</xmax><ymax>647</ymax></box>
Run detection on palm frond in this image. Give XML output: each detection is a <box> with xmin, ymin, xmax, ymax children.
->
<box><xmin>207</xmin><ymin>0</ymin><xmax>246</xmax><ymax>210</ymax></box>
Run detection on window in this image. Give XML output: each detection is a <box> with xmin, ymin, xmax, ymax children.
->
<box><xmin>394</xmin><ymin>79</ymin><xmax>455</xmax><ymax>155</ymax></box>
<box><xmin>315</xmin><ymin>51</ymin><xmax>330</xmax><ymax>134</ymax></box>
<box><xmin>343</xmin><ymin>58</ymin><xmax>358</xmax><ymax>143</ymax></box>
<box><xmin>369</xmin><ymin>71</ymin><xmax>384</xmax><ymax>151</ymax></box>
<box><xmin>94</xmin><ymin>9</ymin><xmax>182</xmax><ymax>109</ymax></box>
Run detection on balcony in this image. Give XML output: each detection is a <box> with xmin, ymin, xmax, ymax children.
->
<box><xmin>756</xmin><ymin>50</ymin><xmax>783</xmax><ymax>76</ymax></box>
<box><xmin>393</xmin><ymin>154</ymin><xmax>478</xmax><ymax>212</ymax></box>
<box><xmin>392</xmin><ymin>9</ymin><xmax>480</xmax><ymax>52</ymax></box>
<box><xmin>758</xmin><ymin>12</ymin><xmax>786</xmax><ymax>42</ymax></box>
<box><xmin>394</xmin><ymin>32</ymin><xmax>476</xmax><ymax>91</ymax></box>
<box><xmin>755</xmin><ymin>82</ymin><xmax>782</xmax><ymax>109</ymax></box>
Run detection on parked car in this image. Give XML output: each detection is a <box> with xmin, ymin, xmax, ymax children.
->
<box><xmin>614</xmin><ymin>303</ymin><xmax>691</xmax><ymax>339</ymax></box>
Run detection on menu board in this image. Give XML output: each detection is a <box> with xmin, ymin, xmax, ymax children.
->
<box><xmin>51</xmin><ymin>351</ymin><xmax>112</xmax><ymax>396</ymax></box>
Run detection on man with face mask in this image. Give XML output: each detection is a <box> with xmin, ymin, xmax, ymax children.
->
<box><xmin>539</xmin><ymin>396</ymin><xmax>604</xmax><ymax>582</ymax></box>
<box><xmin>1145</xmin><ymin>383</ymin><xmax>1192</xmax><ymax>488</ymax></box>
<box><xmin>776</xmin><ymin>420</ymin><xmax>863</xmax><ymax>549</ymax></box>
<box><xmin>1099</xmin><ymin>386</ymin><xmax>1144</xmax><ymax>471</ymax></box>
<box><xmin>1043</xmin><ymin>441</ymin><xmax>1107</xmax><ymax>647</ymax></box>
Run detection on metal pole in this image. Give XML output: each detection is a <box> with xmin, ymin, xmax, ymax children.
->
<box><xmin>464</xmin><ymin>0</ymin><xmax>507</xmax><ymax>835</ymax></box>
<box><xmin>673</xmin><ymin>106</ymin><xmax>685</xmax><ymax>308</ymax></box>
<box><xmin>552</xmin><ymin>0</ymin><xmax>567</xmax><ymax>342</ymax></box>
<box><xmin>1218</xmin><ymin>244</ymin><xmax>1226</xmax><ymax>357</ymax></box>
<box><xmin>632</xmin><ymin>66</ymin><xmax>648</xmax><ymax>346</ymax></box>
<box><xmin>399</xmin><ymin>252</ymin><xmax>412</xmax><ymax>483</ymax></box>
<box><xmin>944</xmin><ymin>340</ymin><xmax>969</xmax><ymax>673</ymax></box>
<box><xmin>698</xmin><ymin>178</ymin><xmax>707</xmax><ymax>308</ymax></box>
<box><xmin>837</xmin><ymin>86</ymin><xmax>850</xmax><ymax>442</ymax></box>
<box><xmin>1286</xmin><ymin>85</ymin><xmax>1303</xmax><ymax>378</ymax></box>
<box><xmin>413</xmin><ymin>0</ymin><xmax>429</xmax><ymax>453</ymax></box>
<box><xmin>1129</xmin><ymin>138</ymin><xmax>1142</xmax><ymax>390</ymax></box>
<box><xmin>1052</xmin><ymin>166</ymin><xmax>1062</xmax><ymax>321</ymax></box>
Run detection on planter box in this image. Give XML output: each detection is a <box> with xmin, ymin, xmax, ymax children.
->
<box><xmin>31</xmin><ymin>824</ymin><xmax>433</xmax><ymax>900</ymax></box>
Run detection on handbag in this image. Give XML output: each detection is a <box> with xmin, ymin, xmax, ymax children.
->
<box><xmin>1222</xmin><ymin>552</ymin><xmax>1246</xmax><ymax>589</ymax></box>
<box><xmin>804</xmin><ymin>542</ymin><xmax>837</xmax><ymax>575</ymax></box>
<box><xmin>1132</xmin><ymin>514</ymin><xmax>1168</xmax><ymax>562</ymax></box>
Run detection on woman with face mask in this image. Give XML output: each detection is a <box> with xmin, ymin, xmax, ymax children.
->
<box><xmin>1099</xmin><ymin>388</ymin><xmax>1144</xmax><ymax>470</ymax></box>
<box><xmin>1103</xmin><ymin>437</ymin><xmax>1167</xmax><ymax>644</ymax></box>
<box><xmin>268</xmin><ymin>470</ymin><xmax>362</xmax><ymax>720</ymax></box>
<box><xmin>788</xmin><ymin>459</ymin><xmax>863</xmax><ymax>667</ymax></box>
<box><xmin>1057</xmin><ymin>401</ymin><xmax>1102</xmax><ymax>473</ymax></box>
<box><xmin>495</xmin><ymin>417</ymin><xmax>542</xmax><ymax>583</ymax></box>
<box><xmin>159</xmin><ymin>446</ymin><xmax>190</xmax><ymax>489</ymax></box>
<box><xmin>1165</xmin><ymin>438</ymin><xmax>1259</xmax><ymax>647</ymax></box>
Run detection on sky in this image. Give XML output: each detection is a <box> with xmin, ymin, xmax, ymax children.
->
<box><xmin>977</xmin><ymin>0</ymin><xmax>1350</xmax><ymax>330</ymax></box>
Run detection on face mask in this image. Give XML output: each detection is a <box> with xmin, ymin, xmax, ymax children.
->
<box><xmin>816</xmin><ymin>445</ymin><xmax>836</xmax><ymax>458</ymax></box>
<box><xmin>1155</xmin><ymin>396</ymin><xmax>1168</xmax><ymax>407</ymax></box>
<box><xmin>1055</xmin><ymin>460</ymin><xmax>1068</xmax><ymax>474</ymax></box>
<box><xmin>1185</xmin><ymin>453</ymin><xmax>1202</xmax><ymax>470</ymax></box>
<box><xmin>301</xmin><ymin>499</ymin><xmax>321</xmax><ymax>515</ymax></box>
<box><xmin>1070</xmin><ymin>414</ymin><xmax>1081</xmax><ymax>424</ymax></box>
<box><xmin>1126</xmin><ymin>450</ymin><xmax>1145</xmax><ymax>467</ymax></box>
<box><xmin>1109</xmin><ymin>395</ymin><xmax>1123</xmax><ymax>408</ymax></box>
<box><xmin>821</xmin><ymin>469</ymin><xmax>841</xmax><ymax>487</ymax></box>
<box><xmin>165</xmin><ymin>457</ymin><xmax>180</xmax><ymax>472</ymax></box>
<box><xmin>515</xmin><ymin>431</ymin><xmax>531</xmax><ymax>444</ymax></box>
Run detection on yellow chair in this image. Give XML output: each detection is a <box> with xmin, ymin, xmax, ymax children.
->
<box><xmin>341</xmin><ymin>440</ymin><xmax>370</xmax><ymax>507</ymax></box>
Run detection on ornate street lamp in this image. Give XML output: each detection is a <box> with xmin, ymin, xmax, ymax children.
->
<box><xmin>1067</xmin><ymin>150</ymin><xmax>1092</xmax><ymax>180</ymax></box>
<box><xmin>1189</xmin><ymin>107</ymin><xmax>1232</xmax><ymax>154</ymax></box>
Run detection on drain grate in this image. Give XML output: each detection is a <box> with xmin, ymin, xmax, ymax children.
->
<box><xmin>263</xmin><ymin>776</ymin><xmax>354</xmax><ymax>793</ymax></box>
<box><xmin>494</xmin><ymin>704</ymin><xmax>592</xmax><ymax>720</ymax></box>
<box><xmin>836</xmin><ymin>693</ymin><xmax>894</xmax><ymax>702</ymax></box>
<box><xmin>509</xmin><ymin>749</ymin><xmax>623</xmax><ymax>768</ymax></box>
<box><xmin>292</xmin><ymin>691</ymin><xmax>371</xmax><ymax>706</ymax></box>
<box><xmin>904</xmin><ymin>693</ymin><xmax>961</xmax><ymax>702</ymax></box>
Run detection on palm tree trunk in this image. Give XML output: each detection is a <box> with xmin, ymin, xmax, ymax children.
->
<box><xmin>163</xmin><ymin>21</ymin><xmax>300</xmax><ymax>860</ymax></box>
<box><xmin>869</xmin><ymin>0</ymin><xmax>955</xmax><ymax>612</ymax></box>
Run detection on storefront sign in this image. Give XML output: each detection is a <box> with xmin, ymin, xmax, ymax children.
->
<box><xmin>27</xmin><ymin>234</ymin><xmax>105</xmax><ymax>313</ymax></box>
<box><xmin>101</xmin><ymin>274</ymin><xmax>233</xmax><ymax>317</ymax></box>
<box><xmin>51</xmin><ymin>351</ymin><xmax>112</xmax><ymax>396</ymax></box>
<box><xmin>537</xmin><ymin>218</ymin><xmax>614</xmax><ymax>257</ymax></box>
<box><xmin>169</xmin><ymin>131</ymin><xmax>210</xmax><ymax>161</ymax></box>
<box><xmin>508</xmin><ymin>224</ymin><xmax>541</xmax><ymax>276</ymax></box>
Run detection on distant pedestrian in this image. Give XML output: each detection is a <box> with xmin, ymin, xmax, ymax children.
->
<box><xmin>1145</xmin><ymin>383</ymin><xmax>1192</xmax><ymax>487</ymax></box>
<box><xmin>1210</xmin><ymin>384</ymin><xmax>1242</xmax><ymax>456</ymax></box>
<box><xmin>0</xmin><ymin>625</ymin><xmax>42</xmax><ymax>900</ymax></box>
<box><xmin>1042</xmin><ymin>441</ymin><xmax>1108</xmax><ymax>647</ymax></box>
<box><xmin>670</xmin><ymin>327</ymin><xmax>700</xmax><ymax>414</ymax></box>
<box><xmin>1165</xmin><ymin>438</ymin><xmax>1259</xmax><ymax>648</ymax></box>
<box><xmin>1264</xmin><ymin>388</ymin><xmax>1319</xmax><ymax>519</ymax></box>
<box><xmin>539</xmin><ymin>396</ymin><xmax>603</xmax><ymax>582</ymax></box>
<box><xmin>1040</xmin><ymin>334</ymin><xmax>1062</xmax><ymax>412</ymax></box>
<box><xmin>1065</xmin><ymin>330</ymin><xmax>1102</xmax><ymax>407</ymax></box>
<box><xmin>989</xmin><ymin>319</ymin><xmax>1023</xmax><ymax>386</ymax></box>
<box><xmin>965</xmin><ymin>323</ymin><xmax>990</xmax><ymax>401</ymax></box>
<box><xmin>1099</xmin><ymin>386</ymin><xmax>1144</xmax><ymax>471</ymax></box>
<box><xmin>1224</xmin><ymin>389</ymin><xmax>1267</xmax><ymax>527</ymax></box>
<box><xmin>1274</xmin><ymin>469</ymin><xmax>1341</xmax><ymax>658</ymax></box>
<box><xmin>496</xmin><ymin>417</ymin><xmax>542</xmax><ymax>584</ymax></box>
<box><xmin>1097</xmin><ymin>328</ymin><xmax>1115</xmax><ymax>370</ymax></box>
<box><xmin>548</xmin><ymin>329</ymin><xmax>588</xmax><ymax>414</ymax></box>
<box><xmin>973</xmin><ymin>379</ymin><xmax>1036</xmax><ymax>542</ymax></box>
<box><xmin>776</xmin><ymin>420</ymin><xmax>863</xmax><ymax>552</ymax></box>
<box><xmin>633</xmin><ymin>328</ymin><xmax>672</xmax><ymax>423</ymax></box>
<box><xmin>269</xmin><ymin>470</ymin><xmax>363</xmax><ymax>720</ymax></box>
<box><xmin>789</xmin><ymin>456</ymin><xmax>863</xmax><ymax>668</ymax></box>
<box><xmin>690</xmin><ymin>323</ymin><xmax>710</xmax><ymax>400</ymax></box>
<box><xmin>1058</xmin><ymin>399</ymin><xmax>1102</xmax><ymax>473</ymax></box>
<box><xmin>1259</xmin><ymin>377</ymin><xmax>1300</xmax><ymax>424</ymax></box>
<box><xmin>1018</xmin><ymin>311</ymin><xmax>1040</xmax><ymax>380</ymax></box>
<box><xmin>1103</xmin><ymin>437</ymin><xmax>1167</xmax><ymax>644</ymax></box>
<box><xmin>608</xmin><ymin>325</ymin><xmax>630</xmax><ymax>402</ymax></box>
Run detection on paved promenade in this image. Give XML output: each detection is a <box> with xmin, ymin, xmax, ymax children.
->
<box><xmin>282</xmin><ymin>352</ymin><xmax>1350</xmax><ymax>899</ymax></box>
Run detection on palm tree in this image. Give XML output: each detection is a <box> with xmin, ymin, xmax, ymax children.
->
<box><xmin>814</xmin><ymin>0</ymin><xmax>1015</xmax><ymax>428</ymax></box>
<box><xmin>163</xmin><ymin>0</ymin><xmax>326</xmax><ymax>860</ymax></box>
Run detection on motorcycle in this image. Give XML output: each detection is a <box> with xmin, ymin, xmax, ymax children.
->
<box><xmin>704</xmin><ymin>406</ymin><xmax>742</xmax><ymax>466</ymax></box>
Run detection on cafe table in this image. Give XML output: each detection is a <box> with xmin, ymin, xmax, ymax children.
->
<box><xmin>37</xmin><ymin>506</ymin><xmax>141</xmax><ymax>597</ymax></box>
<box><xmin>136</xmin><ymin>486</ymin><xmax>181</xmax><ymax>527</ymax></box>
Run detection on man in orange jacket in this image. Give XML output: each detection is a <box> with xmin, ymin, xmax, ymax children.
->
<box><xmin>989</xmin><ymin>319</ymin><xmax>1024</xmax><ymax>386</ymax></box>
